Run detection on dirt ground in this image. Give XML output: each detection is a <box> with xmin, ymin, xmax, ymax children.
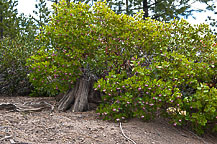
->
<box><xmin>0</xmin><ymin>96</ymin><xmax>216</xmax><ymax>144</ymax></box>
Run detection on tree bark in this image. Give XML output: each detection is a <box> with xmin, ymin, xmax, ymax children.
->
<box><xmin>57</xmin><ymin>77</ymin><xmax>101</xmax><ymax>112</ymax></box>
<box><xmin>57</xmin><ymin>80</ymin><xmax>79</xmax><ymax>111</ymax></box>
<box><xmin>0</xmin><ymin>11</ymin><xmax>3</xmax><ymax>39</ymax></box>
<box><xmin>143</xmin><ymin>0</ymin><xmax>148</xmax><ymax>20</ymax></box>
<box><xmin>126</xmin><ymin>0</ymin><xmax>129</xmax><ymax>15</ymax></box>
<box><xmin>72</xmin><ymin>77</ymin><xmax>89</xmax><ymax>112</ymax></box>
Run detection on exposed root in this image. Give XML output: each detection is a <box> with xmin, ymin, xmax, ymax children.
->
<box><xmin>120</xmin><ymin>122</ymin><xmax>137</xmax><ymax>144</ymax></box>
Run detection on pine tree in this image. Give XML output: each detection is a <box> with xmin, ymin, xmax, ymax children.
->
<box><xmin>47</xmin><ymin>0</ymin><xmax>212</xmax><ymax>22</ymax></box>
<box><xmin>0</xmin><ymin>0</ymin><xmax>19</xmax><ymax>39</ymax></box>
<box><xmin>33</xmin><ymin>0</ymin><xmax>51</xmax><ymax>27</ymax></box>
<box><xmin>205</xmin><ymin>2</ymin><xmax>217</xmax><ymax>34</ymax></box>
<box><xmin>106</xmin><ymin>0</ymin><xmax>213</xmax><ymax>21</ymax></box>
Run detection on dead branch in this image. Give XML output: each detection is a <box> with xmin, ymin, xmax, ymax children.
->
<box><xmin>120</xmin><ymin>122</ymin><xmax>137</xmax><ymax>144</ymax></box>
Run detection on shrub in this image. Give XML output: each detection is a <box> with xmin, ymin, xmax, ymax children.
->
<box><xmin>0</xmin><ymin>10</ymin><xmax>45</xmax><ymax>96</ymax></box>
<box><xmin>95</xmin><ymin>21</ymin><xmax>217</xmax><ymax>134</ymax></box>
<box><xmin>26</xmin><ymin>0</ymin><xmax>168</xmax><ymax>94</ymax></box>
<box><xmin>0</xmin><ymin>36</ymin><xmax>39</xmax><ymax>95</ymax></box>
<box><xmin>26</xmin><ymin>0</ymin><xmax>217</xmax><ymax>134</ymax></box>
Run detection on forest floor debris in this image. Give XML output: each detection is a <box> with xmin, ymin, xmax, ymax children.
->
<box><xmin>0</xmin><ymin>96</ymin><xmax>216</xmax><ymax>144</ymax></box>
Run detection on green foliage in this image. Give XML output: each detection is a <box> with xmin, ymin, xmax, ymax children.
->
<box><xmin>50</xmin><ymin>0</ymin><xmax>213</xmax><ymax>22</ymax></box>
<box><xmin>26</xmin><ymin>0</ymin><xmax>217</xmax><ymax>134</ymax></box>
<box><xmin>26</xmin><ymin>0</ymin><xmax>156</xmax><ymax>94</ymax></box>
<box><xmin>33</xmin><ymin>0</ymin><xmax>52</xmax><ymax>27</ymax></box>
<box><xmin>0</xmin><ymin>4</ymin><xmax>45</xmax><ymax>95</ymax></box>
<box><xmin>205</xmin><ymin>2</ymin><xmax>217</xmax><ymax>34</ymax></box>
<box><xmin>0</xmin><ymin>35</ymin><xmax>40</xmax><ymax>95</ymax></box>
<box><xmin>194</xmin><ymin>1</ymin><xmax>217</xmax><ymax>34</ymax></box>
<box><xmin>102</xmin><ymin>0</ymin><xmax>212</xmax><ymax>21</ymax></box>
<box><xmin>94</xmin><ymin>18</ymin><xmax>217</xmax><ymax>134</ymax></box>
<box><xmin>0</xmin><ymin>0</ymin><xmax>20</xmax><ymax>38</ymax></box>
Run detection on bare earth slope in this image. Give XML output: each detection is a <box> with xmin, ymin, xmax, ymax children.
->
<box><xmin>0</xmin><ymin>96</ymin><xmax>216</xmax><ymax>144</ymax></box>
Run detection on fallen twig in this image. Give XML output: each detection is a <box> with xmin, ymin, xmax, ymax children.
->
<box><xmin>120</xmin><ymin>122</ymin><xmax>137</xmax><ymax>144</ymax></box>
<box><xmin>0</xmin><ymin>101</ymin><xmax>55</xmax><ymax>112</ymax></box>
<box><xmin>9</xmin><ymin>139</ymin><xmax>15</xmax><ymax>143</ymax></box>
<box><xmin>16</xmin><ymin>107</ymin><xmax>43</xmax><ymax>112</ymax></box>
<box><xmin>0</xmin><ymin>135</ymin><xmax>12</xmax><ymax>141</ymax></box>
<box><xmin>0</xmin><ymin>103</ymin><xmax>17</xmax><ymax>111</ymax></box>
<box><xmin>43</xmin><ymin>101</ymin><xmax>55</xmax><ymax>112</ymax></box>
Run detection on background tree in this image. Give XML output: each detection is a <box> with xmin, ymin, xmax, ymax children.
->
<box><xmin>61</xmin><ymin>0</ymin><xmax>212</xmax><ymax>21</ymax></box>
<box><xmin>48</xmin><ymin>0</ymin><xmax>59</xmax><ymax>4</ymax></box>
<box><xmin>0</xmin><ymin>0</ymin><xmax>51</xmax><ymax>96</ymax></box>
<box><xmin>48</xmin><ymin>0</ymin><xmax>71</xmax><ymax>4</ymax></box>
<box><xmin>106</xmin><ymin>0</ymin><xmax>213</xmax><ymax>21</ymax></box>
<box><xmin>33</xmin><ymin>0</ymin><xmax>52</xmax><ymax>27</ymax></box>
<box><xmin>205</xmin><ymin>1</ymin><xmax>217</xmax><ymax>34</ymax></box>
<box><xmin>0</xmin><ymin>0</ymin><xmax>20</xmax><ymax>39</ymax></box>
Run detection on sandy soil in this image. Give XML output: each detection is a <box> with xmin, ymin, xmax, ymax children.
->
<box><xmin>0</xmin><ymin>96</ymin><xmax>216</xmax><ymax>144</ymax></box>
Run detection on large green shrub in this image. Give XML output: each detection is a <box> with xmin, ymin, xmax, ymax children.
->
<box><xmin>26</xmin><ymin>0</ymin><xmax>217</xmax><ymax>134</ymax></box>
<box><xmin>0</xmin><ymin>15</ymin><xmax>41</xmax><ymax>96</ymax></box>
<box><xmin>26</xmin><ymin>0</ymin><xmax>167</xmax><ymax>95</ymax></box>
<box><xmin>0</xmin><ymin>0</ymin><xmax>52</xmax><ymax>96</ymax></box>
<box><xmin>0</xmin><ymin>36</ymin><xmax>39</xmax><ymax>95</ymax></box>
<box><xmin>95</xmin><ymin>50</ymin><xmax>217</xmax><ymax>134</ymax></box>
<box><xmin>95</xmin><ymin>20</ymin><xmax>217</xmax><ymax>134</ymax></box>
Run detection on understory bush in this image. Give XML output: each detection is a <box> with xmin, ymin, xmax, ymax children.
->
<box><xmin>26</xmin><ymin>0</ymin><xmax>168</xmax><ymax>95</ymax></box>
<box><xmin>94</xmin><ymin>22</ymin><xmax>217</xmax><ymax>134</ymax></box>
<box><xmin>0</xmin><ymin>36</ymin><xmax>38</xmax><ymax>95</ymax></box>
<box><xmin>26</xmin><ymin>0</ymin><xmax>217</xmax><ymax>134</ymax></box>
<box><xmin>0</xmin><ymin>11</ymin><xmax>44</xmax><ymax>96</ymax></box>
<box><xmin>95</xmin><ymin>50</ymin><xmax>217</xmax><ymax>134</ymax></box>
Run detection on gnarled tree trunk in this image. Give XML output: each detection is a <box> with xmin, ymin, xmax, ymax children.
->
<box><xmin>57</xmin><ymin>76</ymin><xmax>101</xmax><ymax>112</ymax></box>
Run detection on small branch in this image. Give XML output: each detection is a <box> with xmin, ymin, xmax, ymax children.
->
<box><xmin>119</xmin><ymin>122</ymin><xmax>137</xmax><ymax>144</ymax></box>
<box><xmin>43</xmin><ymin>101</ymin><xmax>55</xmax><ymax>112</ymax></box>
<box><xmin>9</xmin><ymin>139</ymin><xmax>15</xmax><ymax>143</ymax></box>
<box><xmin>148</xmin><ymin>1</ymin><xmax>162</xmax><ymax>8</ymax></box>
<box><xmin>0</xmin><ymin>135</ymin><xmax>12</xmax><ymax>141</ymax></box>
